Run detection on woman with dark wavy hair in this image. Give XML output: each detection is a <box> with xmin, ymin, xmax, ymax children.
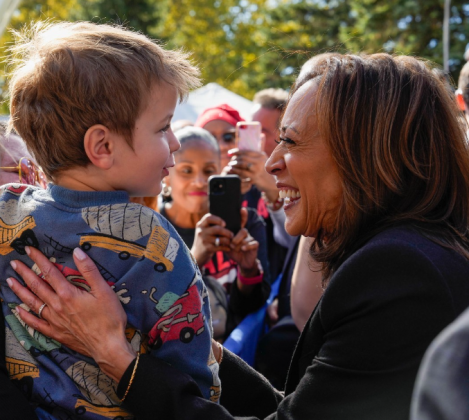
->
<box><xmin>8</xmin><ymin>53</ymin><xmax>469</xmax><ymax>420</ymax></box>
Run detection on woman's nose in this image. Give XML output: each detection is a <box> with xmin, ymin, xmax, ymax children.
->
<box><xmin>193</xmin><ymin>172</ymin><xmax>207</xmax><ymax>187</ymax></box>
<box><xmin>265</xmin><ymin>145</ymin><xmax>285</xmax><ymax>176</ymax></box>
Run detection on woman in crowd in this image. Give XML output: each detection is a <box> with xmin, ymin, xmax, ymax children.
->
<box><xmin>8</xmin><ymin>53</ymin><xmax>469</xmax><ymax>420</ymax></box>
<box><xmin>160</xmin><ymin>126</ymin><xmax>270</xmax><ymax>340</ymax></box>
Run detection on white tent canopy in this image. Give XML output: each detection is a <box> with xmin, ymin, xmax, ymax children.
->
<box><xmin>0</xmin><ymin>0</ymin><xmax>20</xmax><ymax>37</ymax></box>
<box><xmin>173</xmin><ymin>82</ymin><xmax>253</xmax><ymax>124</ymax></box>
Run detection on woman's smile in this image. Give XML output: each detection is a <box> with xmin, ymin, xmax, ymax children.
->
<box><xmin>188</xmin><ymin>191</ymin><xmax>208</xmax><ymax>196</ymax></box>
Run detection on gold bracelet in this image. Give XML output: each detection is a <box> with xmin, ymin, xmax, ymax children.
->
<box><xmin>216</xmin><ymin>342</ymin><xmax>224</xmax><ymax>365</ymax></box>
<box><xmin>121</xmin><ymin>352</ymin><xmax>140</xmax><ymax>403</ymax></box>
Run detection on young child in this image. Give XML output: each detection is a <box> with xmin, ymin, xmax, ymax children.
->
<box><xmin>1</xmin><ymin>21</ymin><xmax>220</xmax><ymax>419</ymax></box>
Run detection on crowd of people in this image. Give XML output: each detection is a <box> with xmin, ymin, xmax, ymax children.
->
<box><xmin>1</xmin><ymin>19</ymin><xmax>469</xmax><ymax>420</ymax></box>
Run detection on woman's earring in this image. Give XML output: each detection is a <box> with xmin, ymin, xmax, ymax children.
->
<box><xmin>162</xmin><ymin>182</ymin><xmax>172</xmax><ymax>198</ymax></box>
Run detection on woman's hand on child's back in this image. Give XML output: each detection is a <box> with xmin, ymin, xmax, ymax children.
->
<box><xmin>8</xmin><ymin>246</ymin><xmax>136</xmax><ymax>382</ymax></box>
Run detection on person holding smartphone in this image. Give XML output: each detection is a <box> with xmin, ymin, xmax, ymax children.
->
<box><xmin>160</xmin><ymin>126</ymin><xmax>271</xmax><ymax>341</ymax></box>
<box><xmin>194</xmin><ymin>104</ymin><xmax>244</xmax><ymax>169</ymax></box>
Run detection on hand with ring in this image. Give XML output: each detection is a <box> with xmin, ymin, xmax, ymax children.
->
<box><xmin>38</xmin><ymin>302</ymin><xmax>47</xmax><ymax>319</ymax></box>
<box><xmin>191</xmin><ymin>213</ymin><xmax>234</xmax><ymax>267</ymax></box>
<box><xmin>7</xmin><ymin>246</ymin><xmax>136</xmax><ymax>382</ymax></box>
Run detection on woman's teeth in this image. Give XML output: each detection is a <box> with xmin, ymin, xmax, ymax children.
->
<box><xmin>279</xmin><ymin>189</ymin><xmax>301</xmax><ymax>204</ymax></box>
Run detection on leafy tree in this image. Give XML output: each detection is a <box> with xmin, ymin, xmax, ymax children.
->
<box><xmin>0</xmin><ymin>0</ymin><xmax>83</xmax><ymax>113</ymax></box>
<box><xmin>345</xmin><ymin>0</ymin><xmax>469</xmax><ymax>80</ymax></box>
<box><xmin>2</xmin><ymin>0</ymin><xmax>469</xmax><ymax>113</ymax></box>
<box><xmin>76</xmin><ymin>0</ymin><xmax>164</xmax><ymax>35</ymax></box>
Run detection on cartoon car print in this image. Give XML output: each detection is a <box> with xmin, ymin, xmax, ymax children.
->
<box><xmin>79</xmin><ymin>225</ymin><xmax>177</xmax><ymax>273</ymax></box>
<box><xmin>73</xmin><ymin>395</ymin><xmax>133</xmax><ymax>419</ymax></box>
<box><xmin>148</xmin><ymin>283</ymin><xmax>205</xmax><ymax>349</ymax></box>
<box><xmin>6</xmin><ymin>356</ymin><xmax>40</xmax><ymax>381</ymax></box>
<box><xmin>0</xmin><ymin>216</ymin><xmax>37</xmax><ymax>256</ymax></box>
<box><xmin>207</xmin><ymin>349</ymin><xmax>221</xmax><ymax>403</ymax></box>
<box><xmin>4</xmin><ymin>184</ymin><xmax>28</xmax><ymax>196</ymax></box>
<box><xmin>5</xmin><ymin>304</ymin><xmax>61</xmax><ymax>355</ymax></box>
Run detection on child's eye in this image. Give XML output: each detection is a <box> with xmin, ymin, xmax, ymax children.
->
<box><xmin>275</xmin><ymin>137</ymin><xmax>295</xmax><ymax>145</ymax></box>
<box><xmin>160</xmin><ymin>124</ymin><xmax>171</xmax><ymax>133</ymax></box>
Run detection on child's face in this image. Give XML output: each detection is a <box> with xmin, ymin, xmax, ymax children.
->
<box><xmin>166</xmin><ymin>141</ymin><xmax>220</xmax><ymax>214</ymax></box>
<box><xmin>114</xmin><ymin>83</ymin><xmax>180</xmax><ymax>197</ymax></box>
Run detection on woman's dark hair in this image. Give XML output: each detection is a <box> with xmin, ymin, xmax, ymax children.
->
<box><xmin>294</xmin><ymin>53</ymin><xmax>469</xmax><ymax>281</ymax></box>
<box><xmin>175</xmin><ymin>126</ymin><xmax>220</xmax><ymax>154</ymax></box>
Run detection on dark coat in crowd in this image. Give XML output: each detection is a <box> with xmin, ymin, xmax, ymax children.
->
<box><xmin>411</xmin><ymin>304</ymin><xmax>469</xmax><ymax>420</ymax></box>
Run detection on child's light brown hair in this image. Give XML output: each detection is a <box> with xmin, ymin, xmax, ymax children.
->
<box><xmin>7</xmin><ymin>21</ymin><xmax>201</xmax><ymax>179</ymax></box>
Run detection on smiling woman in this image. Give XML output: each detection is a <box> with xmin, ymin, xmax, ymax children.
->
<box><xmin>268</xmin><ymin>79</ymin><xmax>342</xmax><ymax>240</ymax></box>
<box><xmin>9</xmin><ymin>53</ymin><xmax>469</xmax><ymax>420</ymax></box>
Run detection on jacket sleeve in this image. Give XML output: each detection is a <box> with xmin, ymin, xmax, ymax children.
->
<box><xmin>0</xmin><ymin>310</ymin><xmax>39</xmax><ymax>420</ymax></box>
<box><xmin>117</xmin><ymin>350</ymin><xmax>282</xmax><ymax>420</ymax></box>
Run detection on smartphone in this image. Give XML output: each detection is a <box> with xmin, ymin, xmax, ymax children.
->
<box><xmin>236</xmin><ymin>121</ymin><xmax>262</xmax><ymax>151</ymax></box>
<box><xmin>209</xmin><ymin>175</ymin><xmax>241</xmax><ymax>234</ymax></box>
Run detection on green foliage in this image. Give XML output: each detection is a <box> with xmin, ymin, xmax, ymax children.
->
<box><xmin>75</xmin><ymin>0</ymin><xmax>164</xmax><ymax>34</ymax></box>
<box><xmin>2</xmin><ymin>0</ymin><xmax>469</xmax><ymax>113</ymax></box>
<box><xmin>0</xmin><ymin>0</ymin><xmax>83</xmax><ymax>113</ymax></box>
<box><xmin>345</xmin><ymin>0</ymin><xmax>469</xmax><ymax>79</ymax></box>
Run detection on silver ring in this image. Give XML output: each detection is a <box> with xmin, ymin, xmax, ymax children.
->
<box><xmin>38</xmin><ymin>303</ymin><xmax>47</xmax><ymax>319</ymax></box>
<box><xmin>215</xmin><ymin>237</ymin><xmax>220</xmax><ymax>247</ymax></box>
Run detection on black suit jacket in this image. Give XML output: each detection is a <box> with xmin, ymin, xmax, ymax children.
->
<box><xmin>116</xmin><ymin>225</ymin><xmax>469</xmax><ymax>420</ymax></box>
<box><xmin>9</xmin><ymin>225</ymin><xmax>469</xmax><ymax>420</ymax></box>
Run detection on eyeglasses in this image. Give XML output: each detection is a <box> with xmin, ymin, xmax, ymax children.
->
<box><xmin>0</xmin><ymin>157</ymin><xmax>47</xmax><ymax>188</ymax></box>
<box><xmin>221</xmin><ymin>132</ymin><xmax>236</xmax><ymax>144</ymax></box>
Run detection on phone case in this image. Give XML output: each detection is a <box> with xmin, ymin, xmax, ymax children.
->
<box><xmin>236</xmin><ymin>122</ymin><xmax>262</xmax><ymax>151</ymax></box>
<box><xmin>209</xmin><ymin>175</ymin><xmax>241</xmax><ymax>234</ymax></box>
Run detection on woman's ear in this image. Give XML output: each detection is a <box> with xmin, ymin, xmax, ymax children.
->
<box><xmin>84</xmin><ymin>125</ymin><xmax>115</xmax><ymax>170</ymax></box>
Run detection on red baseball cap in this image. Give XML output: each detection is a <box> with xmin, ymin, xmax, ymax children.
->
<box><xmin>195</xmin><ymin>104</ymin><xmax>244</xmax><ymax>128</ymax></box>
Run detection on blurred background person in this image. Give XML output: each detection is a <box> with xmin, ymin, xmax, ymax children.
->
<box><xmin>194</xmin><ymin>104</ymin><xmax>242</xmax><ymax>169</ymax></box>
<box><xmin>225</xmin><ymin>88</ymin><xmax>298</xmax><ymax>388</ymax></box>
<box><xmin>411</xmin><ymin>304</ymin><xmax>469</xmax><ymax>420</ymax></box>
<box><xmin>0</xmin><ymin>123</ymin><xmax>47</xmax><ymax>188</ymax></box>
<box><xmin>456</xmin><ymin>61</ymin><xmax>469</xmax><ymax>131</ymax></box>
<box><xmin>160</xmin><ymin>126</ymin><xmax>271</xmax><ymax>341</ymax></box>
<box><xmin>171</xmin><ymin>119</ymin><xmax>194</xmax><ymax>132</ymax></box>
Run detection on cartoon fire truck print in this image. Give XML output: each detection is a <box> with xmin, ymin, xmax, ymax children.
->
<box><xmin>148</xmin><ymin>279</ymin><xmax>205</xmax><ymax>349</ymax></box>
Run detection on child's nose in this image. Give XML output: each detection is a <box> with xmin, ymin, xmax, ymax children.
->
<box><xmin>168</xmin><ymin>131</ymin><xmax>180</xmax><ymax>153</ymax></box>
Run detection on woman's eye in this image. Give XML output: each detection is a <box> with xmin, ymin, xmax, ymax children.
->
<box><xmin>275</xmin><ymin>137</ymin><xmax>295</xmax><ymax>145</ymax></box>
<box><xmin>180</xmin><ymin>167</ymin><xmax>192</xmax><ymax>174</ymax></box>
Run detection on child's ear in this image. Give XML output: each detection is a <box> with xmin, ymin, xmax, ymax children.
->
<box><xmin>84</xmin><ymin>125</ymin><xmax>115</xmax><ymax>169</ymax></box>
